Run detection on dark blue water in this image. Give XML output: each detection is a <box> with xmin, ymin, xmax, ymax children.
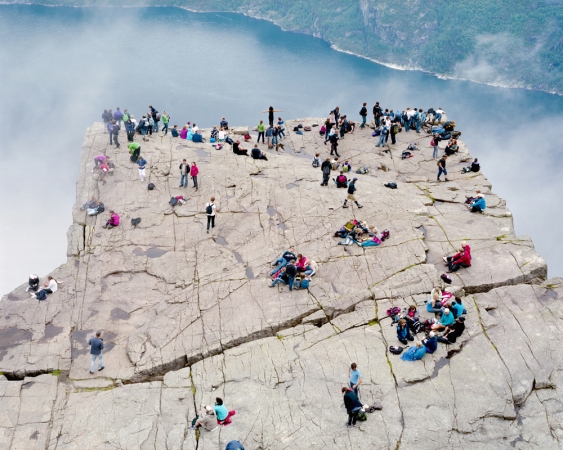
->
<box><xmin>1</xmin><ymin>4</ymin><xmax>562</xmax><ymax>294</ymax></box>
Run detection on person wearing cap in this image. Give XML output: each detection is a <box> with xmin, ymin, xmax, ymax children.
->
<box><xmin>422</xmin><ymin>331</ymin><xmax>438</xmax><ymax>354</ymax></box>
<box><xmin>343</xmin><ymin>178</ymin><xmax>363</xmax><ymax>209</ymax></box>
<box><xmin>432</xmin><ymin>308</ymin><xmax>455</xmax><ymax>331</ymax></box>
<box><xmin>191</xmin><ymin>405</ymin><xmax>217</xmax><ymax>431</ymax></box>
<box><xmin>88</xmin><ymin>331</ymin><xmax>104</xmax><ymax>374</ymax></box>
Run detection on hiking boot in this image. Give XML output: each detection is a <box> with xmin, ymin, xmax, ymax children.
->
<box><xmin>343</xmin><ymin>204</ymin><xmax>349</xmax><ymax>208</ymax></box>
<box><xmin>357</xmin><ymin>205</ymin><xmax>363</xmax><ymax>209</ymax></box>
<box><xmin>445</xmin><ymin>178</ymin><xmax>449</xmax><ymax>181</ymax></box>
<box><xmin>99</xmin><ymin>366</ymin><xmax>105</xmax><ymax>371</ymax></box>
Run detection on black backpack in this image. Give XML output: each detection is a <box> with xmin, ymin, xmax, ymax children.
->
<box><xmin>169</xmin><ymin>197</ymin><xmax>178</xmax><ymax>207</ymax></box>
<box><xmin>147</xmin><ymin>183</ymin><xmax>155</xmax><ymax>190</ymax></box>
<box><xmin>206</xmin><ymin>203</ymin><xmax>213</xmax><ymax>215</ymax></box>
<box><xmin>384</xmin><ymin>182</ymin><xmax>398</xmax><ymax>189</ymax></box>
<box><xmin>441</xmin><ymin>273</ymin><xmax>452</xmax><ymax>284</ymax></box>
<box><xmin>389</xmin><ymin>346</ymin><xmax>403</xmax><ymax>355</ymax></box>
<box><xmin>131</xmin><ymin>217</ymin><xmax>141</xmax><ymax>227</ymax></box>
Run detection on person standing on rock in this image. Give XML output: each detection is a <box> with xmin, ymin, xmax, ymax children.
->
<box><xmin>179</xmin><ymin>159</ymin><xmax>190</xmax><ymax>188</ymax></box>
<box><xmin>206</xmin><ymin>197</ymin><xmax>216</xmax><ymax>234</ymax></box>
<box><xmin>342</xmin><ymin>386</ymin><xmax>363</xmax><ymax>428</ymax></box>
<box><xmin>285</xmin><ymin>259</ymin><xmax>297</xmax><ymax>291</ymax></box>
<box><xmin>137</xmin><ymin>155</ymin><xmax>148</xmax><ymax>182</ymax></box>
<box><xmin>321</xmin><ymin>158</ymin><xmax>331</xmax><ymax>186</ymax></box>
<box><xmin>373</xmin><ymin>102</ymin><xmax>382</xmax><ymax>127</ymax></box>
<box><xmin>329</xmin><ymin>132</ymin><xmax>340</xmax><ymax>157</ymax></box>
<box><xmin>257</xmin><ymin>120</ymin><xmax>265</xmax><ymax>143</ymax></box>
<box><xmin>107</xmin><ymin>120</ymin><xmax>114</xmax><ymax>145</ymax></box>
<box><xmin>261</xmin><ymin>106</ymin><xmax>282</xmax><ymax>128</ymax></box>
<box><xmin>359</xmin><ymin>103</ymin><xmax>368</xmax><ymax>128</ymax></box>
<box><xmin>161</xmin><ymin>111</ymin><xmax>170</xmax><ymax>135</ymax></box>
<box><xmin>111</xmin><ymin>120</ymin><xmax>120</xmax><ymax>149</ymax></box>
<box><xmin>437</xmin><ymin>155</ymin><xmax>448</xmax><ymax>182</ymax></box>
<box><xmin>191</xmin><ymin>162</ymin><xmax>199</xmax><ymax>190</ymax></box>
<box><xmin>265</xmin><ymin>125</ymin><xmax>274</xmax><ymax>149</ymax></box>
<box><xmin>113</xmin><ymin>107</ymin><xmax>123</xmax><ymax>127</ymax></box>
<box><xmin>88</xmin><ymin>331</ymin><xmax>104</xmax><ymax>374</ymax></box>
<box><xmin>390</xmin><ymin>121</ymin><xmax>399</xmax><ymax>145</ymax></box>
<box><xmin>343</xmin><ymin>178</ymin><xmax>363</xmax><ymax>209</ymax></box>
<box><xmin>348</xmin><ymin>363</ymin><xmax>363</xmax><ymax>396</ymax></box>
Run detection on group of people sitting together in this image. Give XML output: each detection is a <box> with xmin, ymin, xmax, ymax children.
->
<box><xmin>27</xmin><ymin>275</ymin><xmax>63</xmax><ymax>301</ymax></box>
<box><xmin>190</xmin><ymin>397</ymin><xmax>236</xmax><ymax>431</ymax></box>
<box><xmin>334</xmin><ymin>219</ymin><xmax>390</xmax><ymax>247</ymax></box>
<box><xmin>269</xmin><ymin>247</ymin><xmax>318</xmax><ymax>291</ymax></box>
<box><xmin>395</xmin><ymin>286</ymin><xmax>467</xmax><ymax>361</ymax></box>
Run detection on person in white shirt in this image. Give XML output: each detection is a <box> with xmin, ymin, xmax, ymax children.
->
<box><xmin>31</xmin><ymin>276</ymin><xmax>59</xmax><ymax>299</ymax></box>
<box><xmin>434</xmin><ymin>108</ymin><xmax>445</xmax><ymax>123</ymax></box>
<box><xmin>206</xmin><ymin>196</ymin><xmax>217</xmax><ymax>234</ymax></box>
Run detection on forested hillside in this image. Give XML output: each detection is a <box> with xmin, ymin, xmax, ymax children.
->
<box><xmin>17</xmin><ymin>0</ymin><xmax>563</xmax><ymax>93</ymax></box>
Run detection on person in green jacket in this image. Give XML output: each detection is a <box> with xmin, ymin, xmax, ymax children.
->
<box><xmin>162</xmin><ymin>111</ymin><xmax>170</xmax><ymax>135</ymax></box>
<box><xmin>128</xmin><ymin>142</ymin><xmax>141</xmax><ymax>162</ymax></box>
<box><xmin>122</xmin><ymin>109</ymin><xmax>130</xmax><ymax>123</ymax></box>
<box><xmin>257</xmin><ymin>120</ymin><xmax>265</xmax><ymax>144</ymax></box>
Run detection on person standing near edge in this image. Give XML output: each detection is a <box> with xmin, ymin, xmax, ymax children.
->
<box><xmin>111</xmin><ymin>120</ymin><xmax>120</xmax><ymax>148</ymax></box>
<box><xmin>437</xmin><ymin>155</ymin><xmax>449</xmax><ymax>182</ymax></box>
<box><xmin>348</xmin><ymin>363</ymin><xmax>363</xmax><ymax>396</ymax></box>
<box><xmin>359</xmin><ymin>102</ymin><xmax>368</xmax><ymax>129</ymax></box>
<box><xmin>257</xmin><ymin>120</ymin><xmax>265</xmax><ymax>143</ymax></box>
<box><xmin>179</xmin><ymin>159</ymin><xmax>189</xmax><ymax>188</ymax></box>
<box><xmin>191</xmin><ymin>161</ymin><xmax>199</xmax><ymax>190</ymax></box>
<box><xmin>88</xmin><ymin>331</ymin><xmax>104</xmax><ymax>374</ymax></box>
<box><xmin>261</xmin><ymin>106</ymin><xmax>282</xmax><ymax>127</ymax></box>
<box><xmin>161</xmin><ymin>111</ymin><xmax>170</xmax><ymax>135</ymax></box>
<box><xmin>343</xmin><ymin>178</ymin><xmax>363</xmax><ymax>209</ymax></box>
<box><xmin>206</xmin><ymin>196</ymin><xmax>216</xmax><ymax>234</ymax></box>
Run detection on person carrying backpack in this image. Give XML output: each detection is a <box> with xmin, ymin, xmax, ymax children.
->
<box><xmin>359</xmin><ymin>102</ymin><xmax>368</xmax><ymax>128</ymax></box>
<box><xmin>321</xmin><ymin>158</ymin><xmax>331</xmax><ymax>186</ymax></box>
<box><xmin>206</xmin><ymin>197</ymin><xmax>216</xmax><ymax>233</ymax></box>
<box><xmin>390</xmin><ymin>121</ymin><xmax>399</xmax><ymax>145</ymax></box>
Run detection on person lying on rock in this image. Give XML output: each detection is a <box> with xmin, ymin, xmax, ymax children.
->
<box><xmin>431</xmin><ymin>307</ymin><xmax>455</xmax><ymax>331</ymax></box>
<box><xmin>215</xmin><ymin>397</ymin><xmax>236</xmax><ymax>426</ymax></box>
<box><xmin>269</xmin><ymin>247</ymin><xmax>296</xmax><ymax>275</ymax></box>
<box><xmin>87</xmin><ymin>200</ymin><xmax>105</xmax><ymax>216</ymax></box>
<box><xmin>466</xmin><ymin>192</ymin><xmax>486</xmax><ymax>213</ymax></box>
<box><xmin>232</xmin><ymin>140</ymin><xmax>249</xmax><ymax>156</ymax></box>
<box><xmin>422</xmin><ymin>331</ymin><xmax>438</xmax><ymax>354</ymax></box>
<box><xmin>442</xmin><ymin>242</ymin><xmax>471</xmax><ymax>272</ymax></box>
<box><xmin>304</xmin><ymin>260</ymin><xmax>318</xmax><ymax>276</ymax></box>
<box><xmin>333</xmin><ymin>172</ymin><xmax>348</xmax><ymax>188</ymax></box>
<box><xmin>30</xmin><ymin>276</ymin><xmax>59</xmax><ymax>300</ymax></box>
<box><xmin>270</xmin><ymin>266</ymin><xmax>289</xmax><ymax>288</ymax></box>
<box><xmin>426</xmin><ymin>290</ymin><xmax>442</xmax><ymax>314</ymax></box>
<box><xmin>437</xmin><ymin>317</ymin><xmax>466</xmax><ymax>344</ymax></box>
<box><xmin>338</xmin><ymin>227</ymin><xmax>360</xmax><ymax>246</ymax></box>
<box><xmin>191</xmin><ymin>406</ymin><xmax>217</xmax><ymax>431</ymax></box>
<box><xmin>251</xmin><ymin>145</ymin><xmax>268</xmax><ymax>161</ymax></box>
<box><xmin>400</xmin><ymin>341</ymin><xmax>427</xmax><ymax>361</ymax></box>
<box><xmin>102</xmin><ymin>210</ymin><xmax>120</xmax><ymax>229</ymax></box>
<box><xmin>80</xmin><ymin>197</ymin><xmax>99</xmax><ymax>211</ymax></box>
<box><xmin>397</xmin><ymin>318</ymin><xmax>414</xmax><ymax>345</ymax></box>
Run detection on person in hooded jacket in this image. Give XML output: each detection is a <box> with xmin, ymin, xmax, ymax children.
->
<box><xmin>342</xmin><ymin>387</ymin><xmax>363</xmax><ymax>427</ymax></box>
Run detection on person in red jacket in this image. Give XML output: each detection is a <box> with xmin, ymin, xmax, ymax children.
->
<box><xmin>443</xmin><ymin>242</ymin><xmax>471</xmax><ymax>272</ymax></box>
<box><xmin>190</xmin><ymin>162</ymin><xmax>199</xmax><ymax>190</ymax></box>
<box><xmin>295</xmin><ymin>254</ymin><xmax>308</xmax><ymax>272</ymax></box>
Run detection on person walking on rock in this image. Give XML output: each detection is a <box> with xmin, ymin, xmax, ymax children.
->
<box><xmin>321</xmin><ymin>158</ymin><xmax>331</xmax><ymax>186</ymax></box>
<box><xmin>343</xmin><ymin>178</ymin><xmax>363</xmax><ymax>209</ymax></box>
<box><xmin>359</xmin><ymin>102</ymin><xmax>368</xmax><ymax>129</ymax></box>
<box><xmin>179</xmin><ymin>159</ymin><xmax>190</xmax><ymax>188</ymax></box>
<box><xmin>348</xmin><ymin>363</ymin><xmax>363</xmax><ymax>396</ymax></box>
<box><xmin>206</xmin><ymin>197</ymin><xmax>216</xmax><ymax>234</ymax></box>
<box><xmin>437</xmin><ymin>155</ymin><xmax>448</xmax><ymax>182</ymax></box>
<box><xmin>191</xmin><ymin>162</ymin><xmax>199</xmax><ymax>190</ymax></box>
<box><xmin>88</xmin><ymin>331</ymin><xmax>104</xmax><ymax>374</ymax></box>
<box><xmin>342</xmin><ymin>386</ymin><xmax>363</xmax><ymax>428</ymax></box>
<box><xmin>113</xmin><ymin>107</ymin><xmax>123</xmax><ymax>127</ymax></box>
<box><xmin>137</xmin><ymin>155</ymin><xmax>147</xmax><ymax>182</ymax></box>
<box><xmin>111</xmin><ymin>120</ymin><xmax>120</xmax><ymax>148</ymax></box>
<box><xmin>329</xmin><ymin>132</ymin><xmax>340</xmax><ymax>157</ymax></box>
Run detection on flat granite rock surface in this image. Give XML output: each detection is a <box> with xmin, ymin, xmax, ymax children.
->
<box><xmin>1</xmin><ymin>120</ymin><xmax>562</xmax><ymax>449</ymax></box>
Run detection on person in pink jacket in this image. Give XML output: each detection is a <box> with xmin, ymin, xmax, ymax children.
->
<box><xmin>102</xmin><ymin>211</ymin><xmax>120</xmax><ymax>229</ymax></box>
<box><xmin>295</xmin><ymin>254</ymin><xmax>308</xmax><ymax>272</ymax></box>
<box><xmin>190</xmin><ymin>162</ymin><xmax>199</xmax><ymax>190</ymax></box>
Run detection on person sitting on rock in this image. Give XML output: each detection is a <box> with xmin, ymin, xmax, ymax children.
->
<box><xmin>466</xmin><ymin>193</ymin><xmax>486</xmax><ymax>213</ymax></box>
<box><xmin>333</xmin><ymin>171</ymin><xmax>348</xmax><ymax>188</ymax></box>
<box><xmin>87</xmin><ymin>200</ymin><xmax>105</xmax><ymax>216</ymax></box>
<box><xmin>232</xmin><ymin>140</ymin><xmax>249</xmax><ymax>156</ymax></box>
<box><xmin>30</xmin><ymin>276</ymin><xmax>59</xmax><ymax>300</ymax></box>
<box><xmin>451</xmin><ymin>297</ymin><xmax>466</xmax><ymax>318</ymax></box>
<box><xmin>270</xmin><ymin>247</ymin><xmax>296</xmax><ymax>275</ymax></box>
<box><xmin>397</xmin><ymin>318</ymin><xmax>414</xmax><ymax>345</ymax></box>
<box><xmin>210</xmin><ymin>126</ymin><xmax>219</xmax><ymax>141</ymax></box>
<box><xmin>270</xmin><ymin>266</ymin><xmax>289</xmax><ymax>287</ymax></box>
<box><xmin>102</xmin><ymin>210</ymin><xmax>120</xmax><ymax>229</ymax></box>
<box><xmin>422</xmin><ymin>331</ymin><xmax>438</xmax><ymax>354</ymax></box>
<box><xmin>426</xmin><ymin>291</ymin><xmax>442</xmax><ymax>314</ymax></box>
<box><xmin>251</xmin><ymin>144</ymin><xmax>268</xmax><ymax>161</ymax></box>
<box><xmin>214</xmin><ymin>397</ymin><xmax>236</xmax><ymax>426</ymax></box>
<box><xmin>432</xmin><ymin>307</ymin><xmax>455</xmax><ymax>331</ymax></box>
<box><xmin>444</xmin><ymin>139</ymin><xmax>458</xmax><ymax>156</ymax></box>
<box><xmin>359</xmin><ymin>232</ymin><xmax>382</xmax><ymax>247</ymax></box>
<box><xmin>191</xmin><ymin>405</ymin><xmax>217</xmax><ymax>431</ymax></box>
<box><xmin>338</xmin><ymin>227</ymin><xmax>360</xmax><ymax>246</ymax></box>
<box><xmin>170</xmin><ymin>125</ymin><xmax>180</xmax><ymax>137</ymax></box>
<box><xmin>26</xmin><ymin>274</ymin><xmax>39</xmax><ymax>292</ymax></box>
<box><xmin>304</xmin><ymin>260</ymin><xmax>318</xmax><ymax>276</ymax></box>
<box><xmin>437</xmin><ymin>317</ymin><xmax>466</xmax><ymax>344</ymax></box>
<box><xmin>462</xmin><ymin>158</ymin><xmax>480</xmax><ymax>173</ymax></box>
<box><xmin>400</xmin><ymin>341</ymin><xmax>427</xmax><ymax>361</ymax></box>
<box><xmin>404</xmin><ymin>305</ymin><xmax>420</xmax><ymax>331</ymax></box>
<box><xmin>295</xmin><ymin>254</ymin><xmax>308</xmax><ymax>273</ymax></box>
<box><xmin>180</xmin><ymin>126</ymin><xmax>188</xmax><ymax>140</ymax></box>
<box><xmin>80</xmin><ymin>197</ymin><xmax>99</xmax><ymax>211</ymax></box>
<box><xmin>443</xmin><ymin>242</ymin><xmax>471</xmax><ymax>272</ymax></box>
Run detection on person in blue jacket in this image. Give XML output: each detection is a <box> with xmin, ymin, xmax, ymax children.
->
<box><xmin>467</xmin><ymin>192</ymin><xmax>486</xmax><ymax>212</ymax></box>
<box><xmin>401</xmin><ymin>341</ymin><xmax>427</xmax><ymax>361</ymax></box>
<box><xmin>422</xmin><ymin>331</ymin><xmax>438</xmax><ymax>354</ymax></box>
<box><xmin>226</xmin><ymin>441</ymin><xmax>244</xmax><ymax>450</ymax></box>
<box><xmin>397</xmin><ymin>319</ymin><xmax>414</xmax><ymax>345</ymax></box>
<box><xmin>451</xmin><ymin>297</ymin><xmax>466</xmax><ymax>318</ymax></box>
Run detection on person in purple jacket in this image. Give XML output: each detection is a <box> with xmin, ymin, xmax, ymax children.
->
<box><xmin>113</xmin><ymin>107</ymin><xmax>124</xmax><ymax>127</ymax></box>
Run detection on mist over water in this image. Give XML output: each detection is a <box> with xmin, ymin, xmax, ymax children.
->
<box><xmin>1</xmin><ymin>4</ymin><xmax>563</xmax><ymax>295</ymax></box>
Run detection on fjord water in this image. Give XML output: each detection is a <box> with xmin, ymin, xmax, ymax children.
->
<box><xmin>1</xmin><ymin>4</ymin><xmax>562</xmax><ymax>294</ymax></box>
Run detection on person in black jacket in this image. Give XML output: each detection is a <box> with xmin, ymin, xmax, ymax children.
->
<box><xmin>343</xmin><ymin>178</ymin><xmax>363</xmax><ymax>209</ymax></box>
<box><xmin>373</xmin><ymin>102</ymin><xmax>382</xmax><ymax>127</ymax></box>
<box><xmin>321</xmin><ymin>158</ymin><xmax>331</xmax><ymax>186</ymax></box>
<box><xmin>285</xmin><ymin>260</ymin><xmax>297</xmax><ymax>291</ymax></box>
<box><xmin>329</xmin><ymin>133</ymin><xmax>340</xmax><ymax>157</ymax></box>
<box><xmin>111</xmin><ymin>121</ymin><xmax>120</xmax><ymax>148</ymax></box>
<box><xmin>437</xmin><ymin>317</ymin><xmax>466</xmax><ymax>344</ymax></box>
<box><xmin>342</xmin><ymin>387</ymin><xmax>363</xmax><ymax>427</ymax></box>
<box><xmin>359</xmin><ymin>102</ymin><xmax>368</xmax><ymax>128</ymax></box>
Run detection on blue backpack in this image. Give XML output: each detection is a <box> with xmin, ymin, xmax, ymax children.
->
<box><xmin>301</xmin><ymin>278</ymin><xmax>310</xmax><ymax>289</ymax></box>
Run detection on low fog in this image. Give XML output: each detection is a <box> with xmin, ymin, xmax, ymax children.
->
<box><xmin>1</xmin><ymin>5</ymin><xmax>562</xmax><ymax>295</ymax></box>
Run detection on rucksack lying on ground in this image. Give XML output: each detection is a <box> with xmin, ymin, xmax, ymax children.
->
<box><xmin>356</xmin><ymin>166</ymin><xmax>369</xmax><ymax>174</ymax></box>
<box><xmin>384</xmin><ymin>182</ymin><xmax>397</xmax><ymax>189</ymax></box>
<box><xmin>381</xmin><ymin>230</ymin><xmax>390</xmax><ymax>241</ymax></box>
<box><xmin>386</xmin><ymin>307</ymin><xmax>401</xmax><ymax>324</ymax></box>
<box><xmin>401</xmin><ymin>151</ymin><xmax>413</xmax><ymax>160</ymax></box>
<box><xmin>365</xmin><ymin>402</ymin><xmax>383</xmax><ymax>413</ymax></box>
<box><xmin>304</xmin><ymin>126</ymin><xmax>311</xmax><ymax>131</ymax></box>
<box><xmin>389</xmin><ymin>346</ymin><xmax>403</xmax><ymax>355</ymax></box>
<box><xmin>131</xmin><ymin>217</ymin><xmax>141</xmax><ymax>227</ymax></box>
<box><xmin>412</xmin><ymin>321</ymin><xmax>425</xmax><ymax>334</ymax></box>
<box><xmin>147</xmin><ymin>183</ymin><xmax>155</xmax><ymax>190</ymax></box>
<box><xmin>441</xmin><ymin>273</ymin><xmax>452</xmax><ymax>284</ymax></box>
<box><xmin>169</xmin><ymin>197</ymin><xmax>178</xmax><ymax>207</ymax></box>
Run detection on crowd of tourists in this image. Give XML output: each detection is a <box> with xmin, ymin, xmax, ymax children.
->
<box><xmin>23</xmin><ymin>99</ymin><xmax>484</xmax><ymax>441</ymax></box>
